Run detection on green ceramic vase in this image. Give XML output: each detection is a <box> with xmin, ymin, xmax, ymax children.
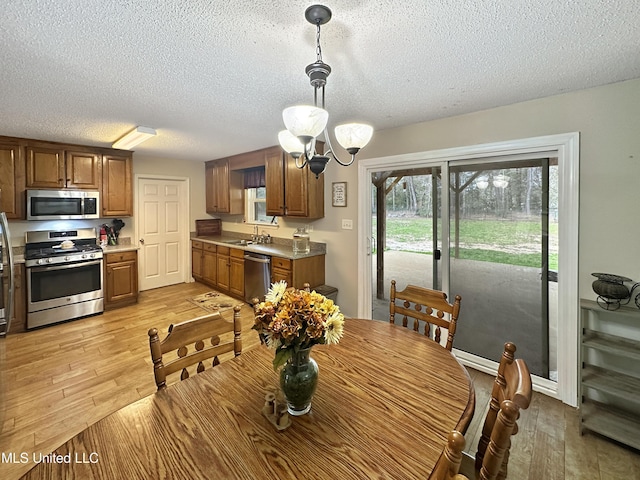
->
<box><xmin>280</xmin><ymin>347</ymin><xmax>318</xmax><ymax>416</ymax></box>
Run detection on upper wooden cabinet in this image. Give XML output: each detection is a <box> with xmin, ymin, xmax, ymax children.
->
<box><xmin>0</xmin><ymin>139</ymin><xmax>25</xmax><ymax>219</ymax></box>
<box><xmin>265</xmin><ymin>146</ymin><xmax>324</xmax><ymax>219</ymax></box>
<box><xmin>102</xmin><ymin>154</ymin><xmax>133</xmax><ymax>217</ymax></box>
<box><xmin>0</xmin><ymin>136</ymin><xmax>134</xmax><ymax>219</ymax></box>
<box><xmin>205</xmin><ymin>158</ymin><xmax>243</xmax><ymax>214</ymax></box>
<box><xmin>26</xmin><ymin>146</ymin><xmax>101</xmax><ymax>190</ymax></box>
<box><xmin>25</xmin><ymin>145</ymin><xmax>66</xmax><ymax>188</ymax></box>
<box><xmin>66</xmin><ymin>150</ymin><xmax>102</xmax><ymax>189</ymax></box>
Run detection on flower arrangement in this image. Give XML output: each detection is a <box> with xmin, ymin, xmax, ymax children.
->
<box><xmin>252</xmin><ymin>281</ymin><xmax>345</xmax><ymax>370</ymax></box>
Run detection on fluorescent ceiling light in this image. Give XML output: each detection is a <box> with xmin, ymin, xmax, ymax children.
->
<box><xmin>112</xmin><ymin>126</ymin><xmax>156</xmax><ymax>150</ymax></box>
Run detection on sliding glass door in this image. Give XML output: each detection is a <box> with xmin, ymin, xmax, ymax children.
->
<box><xmin>446</xmin><ymin>159</ymin><xmax>557</xmax><ymax>379</ymax></box>
<box><xmin>369</xmin><ymin>158</ymin><xmax>558</xmax><ymax>381</ymax></box>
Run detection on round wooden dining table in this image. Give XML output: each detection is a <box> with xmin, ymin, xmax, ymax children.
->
<box><xmin>23</xmin><ymin>319</ymin><xmax>475</xmax><ymax>479</ymax></box>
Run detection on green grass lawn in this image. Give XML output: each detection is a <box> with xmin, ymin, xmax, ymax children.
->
<box><xmin>375</xmin><ymin>216</ymin><xmax>559</xmax><ymax>270</ymax></box>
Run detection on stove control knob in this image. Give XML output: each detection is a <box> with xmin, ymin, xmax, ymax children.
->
<box><xmin>37</xmin><ymin>259</ymin><xmax>44</xmax><ymax>265</ymax></box>
<box><xmin>47</xmin><ymin>258</ymin><xmax>54</xmax><ymax>264</ymax></box>
<box><xmin>89</xmin><ymin>253</ymin><xmax>95</xmax><ymax>258</ymax></box>
<box><xmin>64</xmin><ymin>256</ymin><xmax>71</xmax><ymax>261</ymax></box>
<box><xmin>82</xmin><ymin>254</ymin><xmax>88</xmax><ymax>259</ymax></box>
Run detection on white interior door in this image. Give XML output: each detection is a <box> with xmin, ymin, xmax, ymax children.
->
<box><xmin>137</xmin><ymin>176</ymin><xmax>189</xmax><ymax>291</ymax></box>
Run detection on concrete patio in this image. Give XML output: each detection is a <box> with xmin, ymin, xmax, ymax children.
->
<box><xmin>371</xmin><ymin>250</ymin><xmax>558</xmax><ymax>378</ymax></box>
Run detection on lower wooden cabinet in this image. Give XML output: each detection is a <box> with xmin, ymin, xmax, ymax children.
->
<box><xmin>6</xmin><ymin>263</ymin><xmax>26</xmax><ymax>334</ymax></box>
<box><xmin>270</xmin><ymin>255</ymin><xmax>325</xmax><ymax>289</ymax></box>
<box><xmin>216</xmin><ymin>246</ymin><xmax>230</xmax><ymax>291</ymax></box>
<box><xmin>229</xmin><ymin>249</ymin><xmax>245</xmax><ymax>298</ymax></box>
<box><xmin>104</xmin><ymin>250</ymin><xmax>138</xmax><ymax>310</ymax></box>
<box><xmin>191</xmin><ymin>240</ymin><xmax>204</xmax><ymax>281</ymax></box>
<box><xmin>191</xmin><ymin>240</ymin><xmax>324</xmax><ymax>301</ymax></box>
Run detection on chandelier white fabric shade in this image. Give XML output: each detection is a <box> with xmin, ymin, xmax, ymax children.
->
<box><xmin>112</xmin><ymin>126</ymin><xmax>156</xmax><ymax>150</ymax></box>
<box><xmin>334</xmin><ymin>123</ymin><xmax>374</xmax><ymax>151</ymax></box>
<box><xmin>282</xmin><ymin>106</ymin><xmax>329</xmax><ymax>141</ymax></box>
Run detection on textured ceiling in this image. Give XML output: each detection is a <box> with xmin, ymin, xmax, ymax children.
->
<box><xmin>1</xmin><ymin>1</ymin><xmax>639</xmax><ymax>161</ymax></box>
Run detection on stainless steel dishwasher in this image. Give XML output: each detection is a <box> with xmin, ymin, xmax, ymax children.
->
<box><xmin>244</xmin><ymin>252</ymin><xmax>271</xmax><ymax>304</ymax></box>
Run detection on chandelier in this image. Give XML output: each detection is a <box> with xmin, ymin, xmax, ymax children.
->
<box><xmin>278</xmin><ymin>5</ymin><xmax>374</xmax><ymax>178</ymax></box>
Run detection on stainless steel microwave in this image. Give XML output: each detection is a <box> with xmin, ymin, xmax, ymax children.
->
<box><xmin>27</xmin><ymin>190</ymin><xmax>100</xmax><ymax>220</ymax></box>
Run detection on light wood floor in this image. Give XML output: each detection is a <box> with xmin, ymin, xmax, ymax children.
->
<box><xmin>1</xmin><ymin>282</ymin><xmax>639</xmax><ymax>480</ymax></box>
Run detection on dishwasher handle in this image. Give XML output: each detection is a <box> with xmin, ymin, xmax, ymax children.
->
<box><xmin>244</xmin><ymin>254</ymin><xmax>270</xmax><ymax>264</ymax></box>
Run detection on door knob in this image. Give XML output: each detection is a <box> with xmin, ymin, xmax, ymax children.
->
<box><xmin>139</xmin><ymin>239</ymin><xmax>145</xmax><ymax>244</ymax></box>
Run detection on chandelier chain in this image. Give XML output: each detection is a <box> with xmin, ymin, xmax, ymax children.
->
<box><xmin>315</xmin><ymin>23</ymin><xmax>323</xmax><ymax>63</ymax></box>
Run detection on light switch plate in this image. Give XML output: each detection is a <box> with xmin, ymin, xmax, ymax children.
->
<box><xmin>341</xmin><ymin>219</ymin><xmax>353</xmax><ymax>230</ymax></box>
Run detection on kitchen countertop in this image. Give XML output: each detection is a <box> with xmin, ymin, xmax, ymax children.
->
<box><xmin>102</xmin><ymin>243</ymin><xmax>139</xmax><ymax>253</ymax></box>
<box><xmin>191</xmin><ymin>234</ymin><xmax>326</xmax><ymax>260</ymax></box>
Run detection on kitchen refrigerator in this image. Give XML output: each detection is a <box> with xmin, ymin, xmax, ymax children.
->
<box><xmin>0</xmin><ymin>210</ymin><xmax>15</xmax><ymax>336</ymax></box>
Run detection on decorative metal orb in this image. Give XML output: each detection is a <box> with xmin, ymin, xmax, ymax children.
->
<box><xmin>591</xmin><ymin>273</ymin><xmax>631</xmax><ymax>310</ymax></box>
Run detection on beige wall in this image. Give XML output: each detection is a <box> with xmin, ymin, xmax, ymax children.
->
<box><xmin>126</xmin><ymin>78</ymin><xmax>640</xmax><ymax>318</ymax></box>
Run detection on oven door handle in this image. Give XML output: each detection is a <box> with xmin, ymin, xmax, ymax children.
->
<box><xmin>28</xmin><ymin>259</ymin><xmax>103</xmax><ymax>273</ymax></box>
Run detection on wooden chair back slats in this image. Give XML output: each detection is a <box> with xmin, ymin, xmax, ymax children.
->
<box><xmin>162</xmin><ymin>342</ymin><xmax>236</xmax><ymax>378</ymax></box>
<box><xmin>148</xmin><ymin>304</ymin><xmax>243</xmax><ymax>390</ymax></box>
<box><xmin>389</xmin><ymin>280</ymin><xmax>462</xmax><ymax>351</ymax></box>
<box><xmin>159</xmin><ymin>317</ymin><xmax>238</xmax><ymax>352</ymax></box>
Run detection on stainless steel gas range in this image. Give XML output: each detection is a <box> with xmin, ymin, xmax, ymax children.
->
<box><xmin>25</xmin><ymin>228</ymin><xmax>104</xmax><ymax>329</ymax></box>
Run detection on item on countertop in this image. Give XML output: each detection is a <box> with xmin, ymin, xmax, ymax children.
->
<box><xmin>293</xmin><ymin>227</ymin><xmax>310</xmax><ymax>254</ymax></box>
<box><xmin>195</xmin><ymin>219</ymin><xmax>222</xmax><ymax>236</ymax></box>
<box><xmin>99</xmin><ymin>227</ymin><xmax>107</xmax><ymax>247</ymax></box>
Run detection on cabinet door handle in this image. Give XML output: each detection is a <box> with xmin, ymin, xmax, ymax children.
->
<box><xmin>139</xmin><ymin>239</ymin><xmax>145</xmax><ymax>244</ymax></box>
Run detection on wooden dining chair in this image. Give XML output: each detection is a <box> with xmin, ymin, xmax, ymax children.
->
<box><xmin>432</xmin><ymin>430</ymin><xmax>471</xmax><ymax>480</ymax></box>
<box><xmin>148</xmin><ymin>304</ymin><xmax>243</xmax><ymax>390</ymax></box>
<box><xmin>389</xmin><ymin>280</ymin><xmax>462</xmax><ymax>351</ymax></box>
<box><xmin>458</xmin><ymin>342</ymin><xmax>533</xmax><ymax>480</ymax></box>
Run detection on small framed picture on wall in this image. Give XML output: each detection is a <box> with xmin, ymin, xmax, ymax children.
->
<box><xmin>332</xmin><ymin>182</ymin><xmax>347</xmax><ymax>207</ymax></box>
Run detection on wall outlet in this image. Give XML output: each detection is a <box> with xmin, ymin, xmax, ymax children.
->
<box><xmin>341</xmin><ymin>219</ymin><xmax>353</xmax><ymax>230</ymax></box>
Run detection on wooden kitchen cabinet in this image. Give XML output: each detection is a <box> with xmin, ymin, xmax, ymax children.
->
<box><xmin>229</xmin><ymin>249</ymin><xmax>245</xmax><ymax>298</ymax></box>
<box><xmin>270</xmin><ymin>255</ymin><xmax>325</xmax><ymax>289</ymax></box>
<box><xmin>216</xmin><ymin>246</ymin><xmax>230</xmax><ymax>291</ymax></box>
<box><xmin>65</xmin><ymin>150</ymin><xmax>102</xmax><ymax>189</ymax></box>
<box><xmin>102</xmin><ymin>154</ymin><xmax>133</xmax><ymax>217</ymax></box>
<box><xmin>25</xmin><ymin>144</ymin><xmax>66</xmax><ymax>188</ymax></box>
<box><xmin>0</xmin><ymin>139</ymin><xmax>25</xmax><ymax>219</ymax></box>
<box><xmin>6</xmin><ymin>263</ymin><xmax>27</xmax><ymax>334</ymax></box>
<box><xmin>205</xmin><ymin>158</ymin><xmax>243</xmax><ymax>214</ymax></box>
<box><xmin>0</xmin><ymin>135</ymin><xmax>133</xmax><ymax>219</ymax></box>
<box><xmin>202</xmin><ymin>243</ymin><xmax>217</xmax><ymax>286</ymax></box>
<box><xmin>104</xmin><ymin>250</ymin><xmax>138</xmax><ymax>310</ymax></box>
<box><xmin>25</xmin><ymin>145</ymin><xmax>101</xmax><ymax>190</ymax></box>
<box><xmin>265</xmin><ymin>146</ymin><xmax>324</xmax><ymax>218</ymax></box>
<box><xmin>191</xmin><ymin>240</ymin><xmax>204</xmax><ymax>281</ymax></box>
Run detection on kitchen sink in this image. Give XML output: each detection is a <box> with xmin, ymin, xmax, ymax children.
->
<box><xmin>223</xmin><ymin>239</ymin><xmax>252</xmax><ymax>246</ymax></box>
